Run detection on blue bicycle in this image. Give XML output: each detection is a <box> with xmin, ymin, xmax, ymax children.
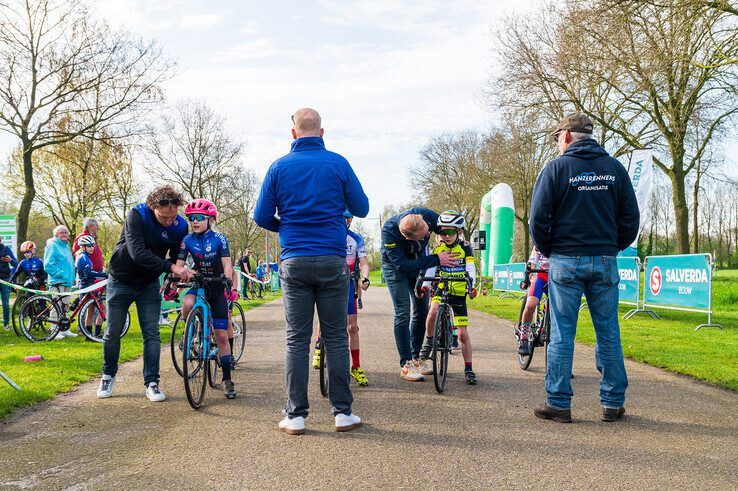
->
<box><xmin>177</xmin><ymin>273</ymin><xmax>228</xmax><ymax>409</ymax></box>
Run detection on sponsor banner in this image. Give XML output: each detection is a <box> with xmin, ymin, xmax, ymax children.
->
<box><xmin>644</xmin><ymin>254</ymin><xmax>711</xmax><ymax>310</ymax></box>
<box><xmin>617</xmin><ymin>256</ymin><xmax>640</xmax><ymax>305</ymax></box>
<box><xmin>0</xmin><ymin>215</ymin><xmax>17</xmax><ymax>256</ymax></box>
<box><xmin>619</xmin><ymin>149</ymin><xmax>654</xmax><ymax>258</ymax></box>
<box><xmin>507</xmin><ymin>263</ymin><xmax>526</xmax><ymax>292</ymax></box>
<box><xmin>492</xmin><ymin>264</ymin><xmax>509</xmax><ymax>291</ymax></box>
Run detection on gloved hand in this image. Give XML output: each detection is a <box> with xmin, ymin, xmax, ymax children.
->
<box><xmin>163</xmin><ymin>287</ymin><xmax>179</xmax><ymax>302</ymax></box>
<box><xmin>468</xmin><ymin>288</ymin><xmax>478</xmax><ymax>299</ymax></box>
<box><xmin>415</xmin><ymin>286</ymin><xmax>427</xmax><ymax>298</ymax></box>
<box><xmin>224</xmin><ymin>288</ymin><xmax>238</xmax><ymax>302</ymax></box>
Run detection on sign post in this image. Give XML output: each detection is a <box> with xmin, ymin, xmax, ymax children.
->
<box><xmin>0</xmin><ymin>215</ymin><xmax>17</xmax><ymax>256</ymax></box>
<box><xmin>643</xmin><ymin>253</ymin><xmax>721</xmax><ymax>330</ymax></box>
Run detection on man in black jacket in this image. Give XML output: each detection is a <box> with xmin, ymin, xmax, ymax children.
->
<box><xmin>98</xmin><ymin>185</ymin><xmax>193</xmax><ymax>401</ymax></box>
<box><xmin>530</xmin><ymin>112</ymin><xmax>639</xmax><ymax>424</ymax></box>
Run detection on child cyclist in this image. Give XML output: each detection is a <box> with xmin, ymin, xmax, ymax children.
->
<box><xmin>517</xmin><ymin>246</ymin><xmax>549</xmax><ymax>356</ymax></box>
<box><xmin>75</xmin><ymin>235</ymin><xmax>108</xmax><ymax>338</ymax></box>
<box><xmin>175</xmin><ymin>199</ymin><xmax>239</xmax><ymax>399</ymax></box>
<box><xmin>10</xmin><ymin>241</ymin><xmax>48</xmax><ymax>289</ymax></box>
<box><xmin>416</xmin><ymin>211</ymin><xmax>478</xmax><ymax>385</ymax></box>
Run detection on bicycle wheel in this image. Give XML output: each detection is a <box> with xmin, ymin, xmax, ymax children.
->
<box><xmin>77</xmin><ymin>298</ymin><xmax>130</xmax><ymax>343</ymax></box>
<box><xmin>11</xmin><ymin>293</ymin><xmax>25</xmax><ymax>337</ymax></box>
<box><xmin>19</xmin><ymin>295</ymin><xmax>62</xmax><ymax>341</ymax></box>
<box><xmin>432</xmin><ymin>304</ymin><xmax>451</xmax><ymax>393</ymax></box>
<box><xmin>256</xmin><ymin>283</ymin><xmax>264</xmax><ymax>299</ymax></box>
<box><xmin>319</xmin><ymin>337</ymin><xmax>328</xmax><ymax>397</ymax></box>
<box><xmin>170</xmin><ymin>311</ymin><xmax>185</xmax><ymax>377</ymax></box>
<box><xmin>182</xmin><ymin>307</ymin><xmax>207</xmax><ymax>409</ymax></box>
<box><xmin>517</xmin><ymin>298</ymin><xmax>535</xmax><ymax>370</ymax></box>
<box><xmin>207</xmin><ymin>350</ymin><xmax>220</xmax><ymax>388</ymax></box>
<box><xmin>542</xmin><ymin>301</ymin><xmax>551</xmax><ymax>372</ymax></box>
<box><xmin>230</xmin><ymin>302</ymin><xmax>246</xmax><ymax>364</ymax></box>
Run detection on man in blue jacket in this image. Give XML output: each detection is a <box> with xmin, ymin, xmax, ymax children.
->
<box><xmin>0</xmin><ymin>236</ymin><xmax>18</xmax><ymax>331</ymax></box>
<box><xmin>255</xmin><ymin>108</ymin><xmax>369</xmax><ymax>435</ymax></box>
<box><xmin>529</xmin><ymin>112</ymin><xmax>639</xmax><ymax>424</ymax></box>
<box><xmin>381</xmin><ymin>209</ymin><xmax>458</xmax><ymax>381</ymax></box>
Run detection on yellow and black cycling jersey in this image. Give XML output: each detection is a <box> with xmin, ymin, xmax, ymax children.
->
<box><xmin>425</xmin><ymin>239</ymin><xmax>476</xmax><ymax>297</ymax></box>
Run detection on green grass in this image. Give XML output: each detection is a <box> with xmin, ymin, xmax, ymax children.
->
<box><xmin>369</xmin><ymin>269</ymin><xmax>386</xmax><ymax>287</ymax></box>
<box><xmin>470</xmin><ymin>270</ymin><xmax>738</xmax><ymax>391</ymax></box>
<box><xmin>0</xmin><ymin>292</ymin><xmax>281</xmax><ymax>419</ymax></box>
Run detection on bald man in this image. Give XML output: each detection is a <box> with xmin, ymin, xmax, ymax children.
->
<box><xmin>255</xmin><ymin>108</ymin><xmax>369</xmax><ymax>435</ymax></box>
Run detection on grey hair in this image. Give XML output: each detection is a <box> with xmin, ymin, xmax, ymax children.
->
<box><xmin>53</xmin><ymin>225</ymin><xmax>70</xmax><ymax>236</ymax></box>
<box><xmin>83</xmin><ymin>217</ymin><xmax>99</xmax><ymax>229</ymax></box>
<box><xmin>570</xmin><ymin>131</ymin><xmax>593</xmax><ymax>142</ymax></box>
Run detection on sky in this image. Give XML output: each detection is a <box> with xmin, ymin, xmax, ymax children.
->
<box><xmin>75</xmin><ymin>0</ymin><xmax>534</xmax><ymax>218</ymax></box>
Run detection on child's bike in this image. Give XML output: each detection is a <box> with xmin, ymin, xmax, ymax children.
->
<box><xmin>415</xmin><ymin>273</ymin><xmax>474</xmax><ymax>393</ymax></box>
<box><xmin>515</xmin><ymin>262</ymin><xmax>550</xmax><ymax>370</ymax></box>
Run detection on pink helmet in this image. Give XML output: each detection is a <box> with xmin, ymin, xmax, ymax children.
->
<box><xmin>185</xmin><ymin>198</ymin><xmax>218</xmax><ymax>218</ymax></box>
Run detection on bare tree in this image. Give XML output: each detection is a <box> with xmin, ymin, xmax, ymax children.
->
<box><xmin>0</xmin><ymin>0</ymin><xmax>171</xmax><ymax>243</ymax></box>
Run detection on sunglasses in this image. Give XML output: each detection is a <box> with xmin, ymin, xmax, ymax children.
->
<box><xmin>187</xmin><ymin>214</ymin><xmax>210</xmax><ymax>222</ymax></box>
<box><xmin>552</xmin><ymin>129</ymin><xmax>566</xmax><ymax>144</ymax></box>
<box><xmin>439</xmin><ymin>229</ymin><xmax>458</xmax><ymax>236</ymax></box>
<box><xmin>22</xmin><ymin>250</ymin><xmax>33</xmax><ymax>255</ymax></box>
<box><xmin>158</xmin><ymin>198</ymin><xmax>181</xmax><ymax>207</ymax></box>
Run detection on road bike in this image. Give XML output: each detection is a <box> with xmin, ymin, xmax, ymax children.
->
<box><xmin>19</xmin><ymin>283</ymin><xmax>130</xmax><ymax>342</ymax></box>
<box><xmin>515</xmin><ymin>262</ymin><xmax>550</xmax><ymax>370</ymax></box>
<box><xmin>415</xmin><ymin>273</ymin><xmax>474</xmax><ymax>393</ymax></box>
<box><xmin>169</xmin><ymin>282</ymin><xmax>246</xmax><ymax>379</ymax></box>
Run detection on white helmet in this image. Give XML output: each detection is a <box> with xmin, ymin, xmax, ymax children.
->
<box><xmin>437</xmin><ymin>210</ymin><xmax>466</xmax><ymax>229</ymax></box>
<box><xmin>78</xmin><ymin>235</ymin><xmax>96</xmax><ymax>247</ymax></box>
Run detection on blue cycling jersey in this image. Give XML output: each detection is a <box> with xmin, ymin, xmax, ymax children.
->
<box><xmin>76</xmin><ymin>251</ymin><xmax>107</xmax><ymax>288</ymax></box>
<box><xmin>177</xmin><ymin>229</ymin><xmax>230</xmax><ymax>278</ymax></box>
<box><xmin>10</xmin><ymin>256</ymin><xmax>46</xmax><ymax>285</ymax></box>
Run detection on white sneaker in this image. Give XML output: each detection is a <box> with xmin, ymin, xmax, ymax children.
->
<box><xmin>145</xmin><ymin>382</ymin><xmax>166</xmax><ymax>402</ymax></box>
<box><xmin>97</xmin><ymin>375</ymin><xmax>115</xmax><ymax>398</ymax></box>
<box><xmin>61</xmin><ymin>329</ymin><xmax>76</xmax><ymax>338</ymax></box>
<box><xmin>400</xmin><ymin>361</ymin><xmax>425</xmax><ymax>381</ymax></box>
<box><xmin>335</xmin><ymin>413</ymin><xmax>362</xmax><ymax>432</ymax></box>
<box><xmin>278</xmin><ymin>415</ymin><xmax>305</xmax><ymax>435</ymax></box>
<box><xmin>419</xmin><ymin>359</ymin><xmax>434</xmax><ymax>376</ymax></box>
<box><xmin>53</xmin><ymin>332</ymin><xmax>66</xmax><ymax>340</ymax></box>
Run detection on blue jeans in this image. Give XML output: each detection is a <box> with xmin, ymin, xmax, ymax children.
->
<box><xmin>382</xmin><ymin>261</ymin><xmax>428</xmax><ymax>366</ymax></box>
<box><xmin>547</xmin><ymin>254</ymin><xmax>628</xmax><ymax>409</ymax></box>
<box><xmin>280</xmin><ymin>255</ymin><xmax>353</xmax><ymax>418</ymax></box>
<box><xmin>0</xmin><ymin>281</ymin><xmax>10</xmax><ymax>326</ymax></box>
<box><xmin>103</xmin><ymin>277</ymin><xmax>162</xmax><ymax>387</ymax></box>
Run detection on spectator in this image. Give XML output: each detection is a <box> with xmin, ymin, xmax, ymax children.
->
<box><xmin>72</xmin><ymin>217</ymin><xmax>104</xmax><ymax>272</ymax></box>
<box><xmin>44</xmin><ymin>225</ymin><xmax>76</xmax><ymax>338</ymax></box>
<box><xmin>97</xmin><ymin>185</ymin><xmax>192</xmax><ymax>402</ymax></box>
<box><xmin>0</xmin><ymin>235</ymin><xmax>18</xmax><ymax>331</ymax></box>
<box><xmin>529</xmin><ymin>112</ymin><xmax>639</xmax><ymax>424</ymax></box>
<box><xmin>255</xmin><ymin>107</ymin><xmax>369</xmax><ymax>435</ymax></box>
<box><xmin>236</xmin><ymin>249</ymin><xmax>254</xmax><ymax>298</ymax></box>
<box><xmin>380</xmin><ymin>209</ymin><xmax>458</xmax><ymax>381</ymax></box>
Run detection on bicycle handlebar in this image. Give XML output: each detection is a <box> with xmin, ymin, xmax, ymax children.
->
<box><xmin>520</xmin><ymin>261</ymin><xmax>549</xmax><ymax>290</ymax></box>
<box><xmin>415</xmin><ymin>273</ymin><xmax>474</xmax><ymax>295</ymax></box>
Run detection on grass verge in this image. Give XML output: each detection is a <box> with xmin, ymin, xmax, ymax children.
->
<box><xmin>0</xmin><ymin>292</ymin><xmax>281</xmax><ymax>419</ymax></box>
<box><xmin>470</xmin><ymin>269</ymin><xmax>738</xmax><ymax>391</ymax></box>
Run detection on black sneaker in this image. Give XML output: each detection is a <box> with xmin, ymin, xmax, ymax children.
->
<box><xmin>465</xmin><ymin>370</ymin><xmax>477</xmax><ymax>385</ymax></box>
<box><xmin>518</xmin><ymin>339</ymin><xmax>532</xmax><ymax>356</ymax></box>
<box><xmin>534</xmin><ymin>404</ymin><xmax>572</xmax><ymax>423</ymax></box>
<box><xmin>224</xmin><ymin>380</ymin><xmax>236</xmax><ymax>399</ymax></box>
<box><xmin>601</xmin><ymin>407</ymin><xmax>625</xmax><ymax>422</ymax></box>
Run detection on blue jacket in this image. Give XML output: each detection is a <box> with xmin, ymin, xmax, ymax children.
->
<box><xmin>381</xmin><ymin>208</ymin><xmax>441</xmax><ymax>278</ymax></box>
<box><xmin>43</xmin><ymin>237</ymin><xmax>75</xmax><ymax>287</ymax></box>
<box><xmin>76</xmin><ymin>251</ymin><xmax>107</xmax><ymax>288</ymax></box>
<box><xmin>0</xmin><ymin>244</ymin><xmax>18</xmax><ymax>279</ymax></box>
<box><xmin>529</xmin><ymin>138</ymin><xmax>640</xmax><ymax>257</ymax></box>
<box><xmin>10</xmin><ymin>256</ymin><xmax>46</xmax><ymax>285</ymax></box>
<box><xmin>254</xmin><ymin>137</ymin><xmax>369</xmax><ymax>260</ymax></box>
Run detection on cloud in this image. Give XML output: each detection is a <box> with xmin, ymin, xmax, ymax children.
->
<box><xmin>179</xmin><ymin>13</ymin><xmax>224</xmax><ymax>29</ymax></box>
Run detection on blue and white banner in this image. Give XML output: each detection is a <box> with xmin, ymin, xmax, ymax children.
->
<box><xmin>617</xmin><ymin>256</ymin><xmax>640</xmax><ymax>305</ymax></box>
<box><xmin>644</xmin><ymin>254</ymin><xmax>711</xmax><ymax>310</ymax></box>
<box><xmin>492</xmin><ymin>264</ymin><xmax>509</xmax><ymax>291</ymax></box>
<box><xmin>621</xmin><ymin>148</ymin><xmax>654</xmax><ymax>257</ymax></box>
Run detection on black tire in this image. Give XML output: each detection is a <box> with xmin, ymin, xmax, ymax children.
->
<box><xmin>319</xmin><ymin>336</ymin><xmax>328</xmax><ymax>397</ymax></box>
<box><xmin>182</xmin><ymin>307</ymin><xmax>207</xmax><ymax>409</ymax></box>
<box><xmin>170</xmin><ymin>312</ymin><xmax>185</xmax><ymax>377</ymax></box>
<box><xmin>77</xmin><ymin>298</ymin><xmax>130</xmax><ymax>343</ymax></box>
<box><xmin>208</xmin><ymin>350</ymin><xmax>220</xmax><ymax>388</ymax></box>
<box><xmin>230</xmin><ymin>302</ymin><xmax>246</xmax><ymax>363</ymax></box>
<box><xmin>11</xmin><ymin>293</ymin><xmax>26</xmax><ymax>337</ymax></box>
<box><xmin>432</xmin><ymin>304</ymin><xmax>451</xmax><ymax>393</ymax></box>
<box><xmin>517</xmin><ymin>298</ymin><xmax>534</xmax><ymax>370</ymax></box>
<box><xmin>248</xmin><ymin>280</ymin><xmax>256</xmax><ymax>299</ymax></box>
<box><xmin>19</xmin><ymin>295</ymin><xmax>62</xmax><ymax>342</ymax></box>
<box><xmin>542</xmin><ymin>300</ymin><xmax>551</xmax><ymax>372</ymax></box>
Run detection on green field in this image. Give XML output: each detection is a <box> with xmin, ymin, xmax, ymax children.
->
<box><xmin>0</xmin><ymin>293</ymin><xmax>281</xmax><ymax>419</ymax></box>
<box><xmin>470</xmin><ymin>269</ymin><xmax>738</xmax><ymax>391</ymax></box>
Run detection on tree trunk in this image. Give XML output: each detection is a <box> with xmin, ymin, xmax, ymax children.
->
<box><xmin>17</xmin><ymin>140</ymin><xmax>35</xmax><ymax>245</ymax></box>
<box><xmin>669</xmin><ymin>170</ymin><xmax>691</xmax><ymax>254</ymax></box>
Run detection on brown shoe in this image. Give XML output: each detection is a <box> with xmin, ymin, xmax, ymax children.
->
<box><xmin>534</xmin><ymin>404</ymin><xmax>572</xmax><ymax>423</ymax></box>
<box><xmin>601</xmin><ymin>407</ymin><xmax>625</xmax><ymax>422</ymax></box>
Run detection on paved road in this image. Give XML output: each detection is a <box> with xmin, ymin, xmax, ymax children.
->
<box><xmin>0</xmin><ymin>288</ymin><xmax>736</xmax><ymax>489</ymax></box>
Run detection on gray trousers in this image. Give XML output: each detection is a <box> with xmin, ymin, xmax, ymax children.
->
<box><xmin>280</xmin><ymin>255</ymin><xmax>353</xmax><ymax>418</ymax></box>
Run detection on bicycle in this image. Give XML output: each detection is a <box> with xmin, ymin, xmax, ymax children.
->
<box><xmin>415</xmin><ymin>272</ymin><xmax>474</xmax><ymax>393</ymax></box>
<box><xmin>176</xmin><ymin>273</ymin><xmax>231</xmax><ymax>409</ymax></box>
<box><xmin>515</xmin><ymin>262</ymin><xmax>550</xmax><ymax>370</ymax></box>
<box><xmin>169</xmin><ymin>281</ymin><xmax>246</xmax><ymax>379</ymax></box>
<box><xmin>19</xmin><ymin>284</ymin><xmax>130</xmax><ymax>342</ymax></box>
<box><xmin>11</xmin><ymin>280</ymin><xmax>44</xmax><ymax>338</ymax></box>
